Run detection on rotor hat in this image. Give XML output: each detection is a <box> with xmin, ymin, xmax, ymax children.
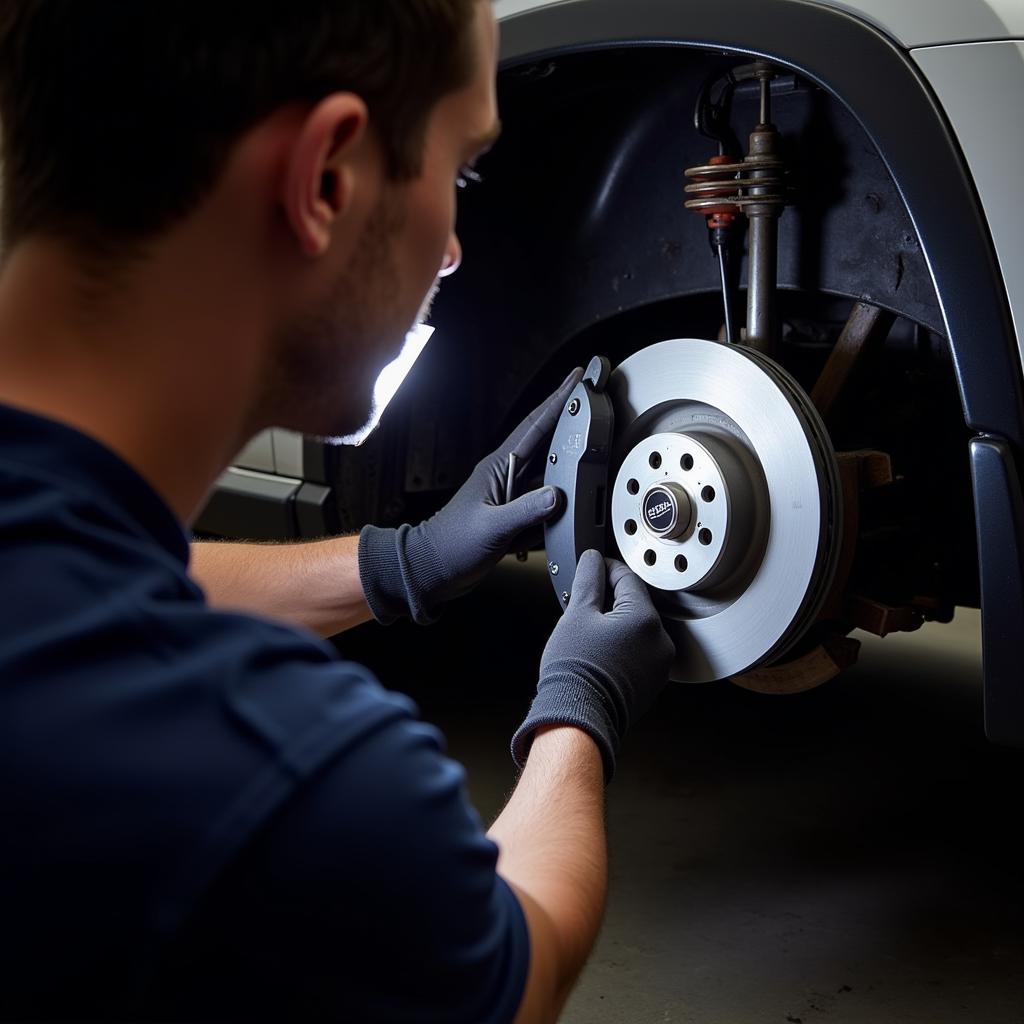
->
<box><xmin>613</xmin><ymin>433</ymin><xmax>734</xmax><ymax>593</ymax></box>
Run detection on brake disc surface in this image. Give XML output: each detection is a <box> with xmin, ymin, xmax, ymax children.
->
<box><xmin>607</xmin><ymin>338</ymin><xmax>841</xmax><ymax>682</ymax></box>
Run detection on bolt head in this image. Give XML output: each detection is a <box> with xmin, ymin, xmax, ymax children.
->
<box><xmin>549</xmin><ymin>562</ymin><xmax>559</xmax><ymax>576</ymax></box>
<box><xmin>568</xmin><ymin>398</ymin><xmax>581</xmax><ymax>416</ymax></box>
<box><xmin>561</xmin><ymin>591</ymin><xmax>571</xmax><ymax>603</ymax></box>
<box><xmin>549</xmin><ymin>453</ymin><xmax>558</xmax><ymax>464</ymax></box>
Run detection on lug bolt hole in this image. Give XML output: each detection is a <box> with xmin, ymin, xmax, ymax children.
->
<box><xmin>681</xmin><ymin>453</ymin><xmax>694</xmax><ymax>471</ymax></box>
<box><xmin>701</xmin><ymin>485</ymin><xmax>716</xmax><ymax>503</ymax></box>
<box><xmin>698</xmin><ymin>528</ymin><xmax>713</xmax><ymax>546</ymax></box>
<box><xmin>649</xmin><ymin>452</ymin><xmax>662</xmax><ymax>470</ymax></box>
<box><xmin>625</xmin><ymin>519</ymin><xmax>638</xmax><ymax>536</ymax></box>
<box><xmin>644</xmin><ymin>549</ymin><xmax>657</xmax><ymax>566</ymax></box>
<box><xmin>626</xmin><ymin>478</ymin><xmax>640</xmax><ymax>495</ymax></box>
<box><xmin>674</xmin><ymin>555</ymin><xmax>688</xmax><ymax>573</ymax></box>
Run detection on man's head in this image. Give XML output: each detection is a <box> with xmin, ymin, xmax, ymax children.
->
<box><xmin>0</xmin><ymin>0</ymin><xmax>499</xmax><ymax>439</ymax></box>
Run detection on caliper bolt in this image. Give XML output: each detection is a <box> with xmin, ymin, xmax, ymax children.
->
<box><xmin>549</xmin><ymin>562</ymin><xmax>559</xmax><ymax>576</ymax></box>
<box><xmin>568</xmin><ymin>398</ymin><xmax>581</xmax><ymax>416</ymax></box>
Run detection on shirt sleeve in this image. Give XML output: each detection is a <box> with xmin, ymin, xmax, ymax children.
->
<box><xmin>158</xmin><ymin>709</ymin><xmax>530</xmax><ymax>1023</ymax></box>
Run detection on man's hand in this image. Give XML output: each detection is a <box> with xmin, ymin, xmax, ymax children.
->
<box><xmin>512</xmin><ymin>550</ymin><xmax>676</xmax><ymax>781</ymax></box>
<box><xmin>358</xmin><ymin>368</ymin><xmax>584</xmax><ymax>625</ymax></box>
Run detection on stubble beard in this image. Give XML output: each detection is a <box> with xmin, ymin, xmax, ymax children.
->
<box><xmin>264</xmin><ymin>194</ymin><xmax>415</xmax><ymax>441</ymax></box>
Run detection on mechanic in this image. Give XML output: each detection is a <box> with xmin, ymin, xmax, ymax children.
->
<box><xmin>0</xmin><ymin>1</ymin><xmax>676</xmax><ymax>1021</ymax></box>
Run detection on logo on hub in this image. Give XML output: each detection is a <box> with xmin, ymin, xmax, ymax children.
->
<box><xmin>644</xmin><ymin>489</ymin><xmax>676</xmax><ymax>532</ymax></box>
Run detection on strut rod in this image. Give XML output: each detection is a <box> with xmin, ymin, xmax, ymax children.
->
<box><xmin>685</xmin><ymin>63</ymin><xmax>791</xmax><ymax>355</ymax></box>
<box><xmin>744</xmin><ymin>68</ymin><xmax>782</xmax><ymax>354</ymax></box>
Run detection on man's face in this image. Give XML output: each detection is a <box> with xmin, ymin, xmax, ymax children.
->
<box><xmin>270</xmin><ymin>0</ymin><xmax>500</xmax><ymax>441</ymax></box>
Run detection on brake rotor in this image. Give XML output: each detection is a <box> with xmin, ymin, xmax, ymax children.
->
<box><xmin>607</xmin><ymin>338</ymin><xmax>841</xmax><ymax>682</ymax></box>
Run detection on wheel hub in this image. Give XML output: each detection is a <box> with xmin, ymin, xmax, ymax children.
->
<box><xmin>615</xmin><ymin>432</ymin><xmax>748</xmax><ymax>590</ymax></box>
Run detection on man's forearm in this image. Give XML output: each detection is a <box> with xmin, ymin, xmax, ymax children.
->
<box><xmin>488</xmin><ymin>726</ymin><xmax>607</xmax><ymax>1019</ymax></box>
<box><xmin>190</xmin><ymin>537</ymin><xmax>373</xmax><ymax>637</ymax></box>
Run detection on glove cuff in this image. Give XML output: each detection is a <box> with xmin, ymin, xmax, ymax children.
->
<box><xmin>511</xmin><ymin>671</ymin><xmax>619</xmax><ymax>783</ymax></box>
<box><xmin>358</xmin><ymin>524</ymin><xmax>449</xmax><ymax>626</ymax></box>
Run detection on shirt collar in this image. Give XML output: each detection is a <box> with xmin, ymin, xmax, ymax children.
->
<box><xmin>0</xmin><ymin>401</ymin><xmax>191</xmax><ymax>566</ymax></box>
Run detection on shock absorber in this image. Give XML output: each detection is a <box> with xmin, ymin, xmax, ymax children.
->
<box><xmin>684</xmin><ymin>62</ymin><xmax>791</xmax><ymax>354</ymax></box>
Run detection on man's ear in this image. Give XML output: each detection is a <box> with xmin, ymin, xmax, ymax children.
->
<box><xmin>283</xmin><ymin>93</ymin><xmax>372</xmax><ymax>258</ymax></box>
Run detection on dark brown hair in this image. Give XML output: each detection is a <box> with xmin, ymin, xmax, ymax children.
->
<box><xmin>0</xmin><ymin>0</ymin><xmax>478</xmax><ymax>256</ymax></box>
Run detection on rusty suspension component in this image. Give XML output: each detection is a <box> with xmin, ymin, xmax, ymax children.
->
<box><xmin>684</xmin><ymin>63</ymin><xmax>792</xmax><ymax>354</ymax></box>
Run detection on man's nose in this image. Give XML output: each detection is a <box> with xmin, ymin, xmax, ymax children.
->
<box><xmin>439</xmin><ymin>234</ymin><xmax>462</xmax><ymax>278</ymax></box>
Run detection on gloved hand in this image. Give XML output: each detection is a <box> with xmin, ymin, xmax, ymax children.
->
<box><xmin>511</xmin><ymin>550</ymin><xmax>676</xmax><ymax>782</ymax></box>
<box><xmin>359</xmin><ymin>368</ymin><xmax>584</xmax><ymax>625</ymax></box>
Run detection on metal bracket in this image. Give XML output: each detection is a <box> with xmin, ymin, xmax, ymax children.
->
<box><xmin>543</xmin><ymin>355</ymin><xmax>615</xmax><ymax>609</ymax></box>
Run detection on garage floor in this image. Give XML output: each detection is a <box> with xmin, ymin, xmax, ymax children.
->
<box><xmin>340</xmin><ymin>555</ymin><xmax>1024</xmax><ymax>1024</ymax></box>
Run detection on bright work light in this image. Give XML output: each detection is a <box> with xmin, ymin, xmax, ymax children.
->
<box><xmin>338</xmin><ymin>323</ymin><xmax>435</xmax><ymax>446</ymax></box>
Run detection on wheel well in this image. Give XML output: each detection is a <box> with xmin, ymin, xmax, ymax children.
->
<box><xmin>385</xmin><ymin>42</ymin><xmax>979</xmax><ymax>604</ymax></box>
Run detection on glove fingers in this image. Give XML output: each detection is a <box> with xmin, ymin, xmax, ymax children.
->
<box><xmin>488</xmin><ymin>486</ymin><xmax>561</xmax><ymax>549</ymax></box>
<box><xmin>569</xmin><ymin>549</ymin><xmax>606</xmax><ymax>612</ymax></box>
<box><xmin>607</xmin><ymin>559</ymin><xmax>654</xmax><ymax>615</ymax></box>
<box><xmin>507</xmin><ymin>368</ymin><xmax>584</xmax><ymax>460</ymax></box>
<box><xmin>606</xmin><ymin>557</ymin><xmax>633</xmax><ymax>590</ymax></box>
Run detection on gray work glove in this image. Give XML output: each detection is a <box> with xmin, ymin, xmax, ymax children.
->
<box><xmin>359</xmin><ymin>368</ymin><xmax>584</xmax><ymax>625</ymax></box>
<box><xmin>511</xmin><ymin>550</ymin><xmax>676</xmax><ymax>782</ymax></box>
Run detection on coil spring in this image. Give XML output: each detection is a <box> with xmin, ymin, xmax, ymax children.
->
<box><xmin>684</xmin><ymin>152</ymin><xmax>789</xmax><ymax>226</ymax></box>
<box><xmin>684</xmin><ymin>154</ymin><xmax>741</xmax><ymax>228</ymax></box>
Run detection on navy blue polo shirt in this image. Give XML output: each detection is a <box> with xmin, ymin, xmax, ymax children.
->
<box><xmin>0</xmin><ymin>401</ymin><xmax>529</xmax><ymax>1021</ymax></box>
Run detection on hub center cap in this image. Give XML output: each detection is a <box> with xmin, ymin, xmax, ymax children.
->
<box><xmin>642</xmin><ymin>483</ymin><xmax>691</xmax><ymax>539</ymax></box>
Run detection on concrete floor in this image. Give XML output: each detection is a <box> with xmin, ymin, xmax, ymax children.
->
<box><xmin>340</xmin><ymin>556</ymin><xmax>1024</xmax><ymax>1024</ymax></box>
